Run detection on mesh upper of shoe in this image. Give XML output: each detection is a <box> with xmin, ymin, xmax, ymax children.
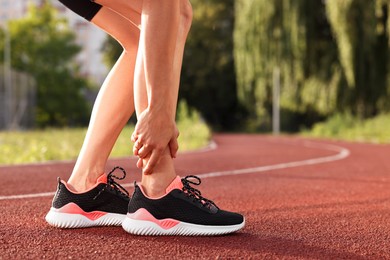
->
<box><xmin>128</xmin><ymin>176</ymin><xmax>243</xmax><ymax>226</ymax></box>
<box><xmin>52</xmin><ymin>167</ymin><xmax>130</xmax><ymax>214</ymax></box>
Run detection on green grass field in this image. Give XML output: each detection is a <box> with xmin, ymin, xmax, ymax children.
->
<box><xmin>0</xmin><ymin>109</ymin><xmax>211</xmax><ymax>165</ymax></box>
<box><xmin>303</xmin><ymin>113</ymin><xmax>390</xmax><ymax>143</ymax></box>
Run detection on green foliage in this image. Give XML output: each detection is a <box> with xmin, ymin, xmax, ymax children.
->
<box><xmin>326</xmin><ymin>0</ymin><xmax>389</xmax><ymax>117</ymax></box>
<box><xmin>304</xmin><ymin>113</ymin><xmax>390</xmax><ymax>143</ymax></box>
<box><xmin>180</xmin><ymin>0</ymin><xmax>247</xmax><ymax>131</ymax></box>
<box><xmin>307</xmin><ymin>113</ymin><xmax>357</xmax><ymax>137</ymax></box>
<box><xmin>0</xmin><ymin>127</ymin><xmax>88</xmax><ymax>164</ymax></box>
<box><xmin>234</xmin><ymin>0</ymin><xmax>390</xmax><ymax>131</ymax></box>
<box><xmin>176</xmin><ymin>100</ymin><xmax>211</xmax><ymax>151</ymax></box>
<box><xmin>0</xmin><ymin>1</ymin><xmax>90</xmax><ymax>127</ymax></box>
<box><xmin>0</xmin><ymin>107</ymin><xmax>211</xmax><ymax>165</ymax></box>
<box><xmin>234</xmin><ymin>0</ymin><xmax>339</xmax><ymax>131</ymax></box>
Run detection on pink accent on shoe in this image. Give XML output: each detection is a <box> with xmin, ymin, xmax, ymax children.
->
<box><xmin>138</xmin><ymin>176</ymin><xmax>183</xmax><ymax>200</ymax></box>
<box><xmin>56</xmin><ymin>203</ymin><xmax>107</xmax><ymax>221</ymax></box>
<box><xmin>165</xmin><ymin>176</ymin><xmax>183</xmax><ymax>194</ymax></box>
<box><xmin>96</xmin><ymin>173</ymin><xmax>108</xmax><ymax>184</ymax></box>
<box><xmin>62</xmin><ymin>173</ymin><xmax>107</xmax><ymax>194</ymax></box>
<box><xmin>128</xmin><ymin>208</ymin><xmax>179</xmax><ymax>230</ymax></box>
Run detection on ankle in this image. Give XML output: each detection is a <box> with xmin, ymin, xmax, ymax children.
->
<box><xmin>140</xmin><ymin>148</ymin><xmax>177</xmax><ymax>197</ymax></box>
<box><xmin>141</xmin><ymin>174</ymin><xmax>177</xmax><ymax>198</ymax></box>
<box><xmin>67</xmin><ymin>173</ymin><xmax>102</xmax><ymax>192</ymax></box>
<box><xmin>140</xmin><ymin>184</ymin><xmax>165</xmax><ymax>198</ymax></box>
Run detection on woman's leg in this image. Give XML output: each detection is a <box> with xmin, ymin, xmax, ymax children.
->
<box><xmin>134</xmin><ymin>0</ymin><xmax>193</xmax><ymax>197</ymax></box>
<box><xmin>94</xmin><ymin>0</ymin><xmax>193</xmax><ymax>197</ymax></box>
<box><xmin>67</xmin><ymin>7</ymin><xmax>141</xmax><ymax>191</ymax></box>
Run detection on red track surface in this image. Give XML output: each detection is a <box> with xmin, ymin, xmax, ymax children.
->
<box><xmin>1</xmin><ymin>134</ymin><xmax>390</xmax><ymax>259</ymax></box>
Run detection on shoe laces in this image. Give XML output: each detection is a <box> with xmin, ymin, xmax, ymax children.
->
<box><xmin>181</xmin><ymin>175</ymin><xmax>218</xmax><ymax>209</ymax></box>
<box><xmin>94</xmin><ymin>166</ymin><xmax>129</xmax><ymax>200</ymax></box>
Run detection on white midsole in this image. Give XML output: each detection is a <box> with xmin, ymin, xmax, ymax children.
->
<box><xmin>45</xmin><ymin>207</ymin><xmax>126</xmax><ymax>228</ymax></box>
<box><xmin>122</xmin><ymin>216</ymin><xmax>245</xmax><ymax>236</ymax></box>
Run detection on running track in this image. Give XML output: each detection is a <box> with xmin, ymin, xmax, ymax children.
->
<box><xmin>1</xmin><ymin>134</ymin><xmax>390</xmax><ymax>259</ymax></box>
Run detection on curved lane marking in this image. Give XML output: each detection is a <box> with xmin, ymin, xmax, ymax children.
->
<box><xmin>198</xmin><ymin>141</ymin><xmax>350</xmax><ymax>178</ymax></box>
<box><xmin>0</xmin><ymin>140</ymin><xmax>350</xmax><ymax>201</ymax></box>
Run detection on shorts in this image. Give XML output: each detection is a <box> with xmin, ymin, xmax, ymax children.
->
<box><xmin>58</xmin><ymin>0</ymin><xmax>102</xmax><ymax>21</ymax></box>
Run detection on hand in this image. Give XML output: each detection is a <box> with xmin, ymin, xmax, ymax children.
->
<box><xmin>131</xmin><ymin>108</ymin><xmax>179</xmax><ymax>174</ymax></box>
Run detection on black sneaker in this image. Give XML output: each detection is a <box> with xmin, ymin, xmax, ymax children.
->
<box><xmin>45</xmin><ymin>166</ymin><xmax>130</xmax><ymax>228</ymax></box>
<box><xmin>122</xmin><ymin>175</ymin><xmax>245</xmax><ymax>236</ymax></box>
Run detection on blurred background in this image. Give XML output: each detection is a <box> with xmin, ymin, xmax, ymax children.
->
<box><xmin>0</xmin><ymin>0</ymin><xmax>389</xmax><ymax>164</ymax></box>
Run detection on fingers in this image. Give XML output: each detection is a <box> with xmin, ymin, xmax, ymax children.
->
<box><xmin>132</xmin><ymin>139</ymin><xmax>142</xmax><ymax>156</ymax></box>
<box><xmin>132</xmin><ymin>121</ymin><xmax>180</xmax><ymax>174</ymax></box>
<box><xmin>131</xmin><ymin>130</ymin><xmax>140</xmax><ymax>156</ymax></box>
<box><xmin>138</xmin><ymin>144</ymin><xmax>152</xmax><ymax>159</ymax></box>
<box><xmin>137</xmin><ymin>157</ymin><xmax>143</xmax><ymax>169</ymax></box>
<box><xmin>169</xmin><ymin>128</ymin><xmax>180</xmax><ymax>158</ymax></box>
<box><xmin>131</xmin><ymin>132</ymin><xmax>137</xmax><ymax>143</ymax></box>
<box><xmin>143</xmin><ymin>149</ymin><xmax>163</xmax><ymax>175</ymax></box>
<box><xmin>169</xmin><ymin>138</ymin><xmax>179</xmax><ymax>158</ymax></box>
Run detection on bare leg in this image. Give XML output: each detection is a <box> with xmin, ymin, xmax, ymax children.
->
<box><xmin>135</xmin><ymin>0</ymin><xmax>193</xmax><ymax>197</ymax></box>
<box><xmin>67</xmin><ymin>7</ymin><xmax>140</xmax><ymax>191</ymax></box>
<box><xmin>92</xmin><ymin>0</ymin><xmax>192</xmax><ymax>197</ymax></box>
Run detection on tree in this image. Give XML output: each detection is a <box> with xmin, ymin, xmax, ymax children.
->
<box><xmin>0</xmin><ymin>1</ymin><xmax>90</xmax><ymax>127</ymax></box>
<box><xmin>234</xmin><ymin>0</ymin><xmax>390</xmax><ymax>131</ymax></box>
<box><xmin>180</xmin><ymin>0</ymin><xmax>246</xmax><ymax>130</ymax></box>
<box><xmin>326</xmin><ymin>0</ymin><xmax>389</xmax><ymax>117</ymax></box>
<box><xmin>234</xmin><ymin>0</ymin><xmax>339</xmax><ymax>131</ymax></box>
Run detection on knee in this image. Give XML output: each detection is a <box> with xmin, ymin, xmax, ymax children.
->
<box><xmin>117</xmin><ymin>32</ymin><xmax>139</xmax><ymax>54</ymax></box>
<box><xmin>180</xmin><ymin>0</ymin><xmax>193</xmax><ymax>33</ymax></box>
<box><xmin>125</xmin><ymin>40</ymin><xmax>139</xmax><ymax>54</ymax></box>
<box><xmin>117</xmin><ymin>39</ymin><xmax>136</xmax><ymax>54</ymax></box>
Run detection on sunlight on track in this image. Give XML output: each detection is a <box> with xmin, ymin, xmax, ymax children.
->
<box><xmin>0</xmin><ymin>140</ymin><xmax>350</xmax><ymax>201</ymax></box>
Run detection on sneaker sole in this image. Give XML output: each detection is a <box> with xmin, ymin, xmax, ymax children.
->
<box><xmin>122</xmin><ymin>209</ymin><xmax>245</xmax><ymax>236</ymax></box>
<box><xmin>45</xmin><ymin>205</ymin><xmax>126</xmax><ymax>228</ymax></box>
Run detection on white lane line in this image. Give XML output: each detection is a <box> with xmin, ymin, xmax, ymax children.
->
<box><xmin>0</xmin><ymin>192</ymin><xmax>57</xmax><ymax>200</ymax></box>
<box><xmin>0</xmin><ymin>140</ymin><xmax>350</xmax><ymax>201</ymax></box>
<box><xmin>198</xmin><ymin>141</ymin><xmax>350</xmax><ymax>178</ymax></box>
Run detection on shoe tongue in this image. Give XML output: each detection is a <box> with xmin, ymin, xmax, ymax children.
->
<box><xmin>165</xmin><ymin>176</ymin><xmax>183</xmax><ymax>193</ymax></box>
<box><xmin>96</xmin><ymin>173</ymin><xmax>108</xmax><ymax>184</ymax></box>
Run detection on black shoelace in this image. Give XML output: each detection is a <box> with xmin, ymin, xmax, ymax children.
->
<box><xmin>181</xmin><ymin>175</ymin><xmax>218</xmax><ymax>209</ymax></box>
<box><xmin>94</xmin><ymin>166</ymin><xmax>129</xmax><ymax>200</ymax></box>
